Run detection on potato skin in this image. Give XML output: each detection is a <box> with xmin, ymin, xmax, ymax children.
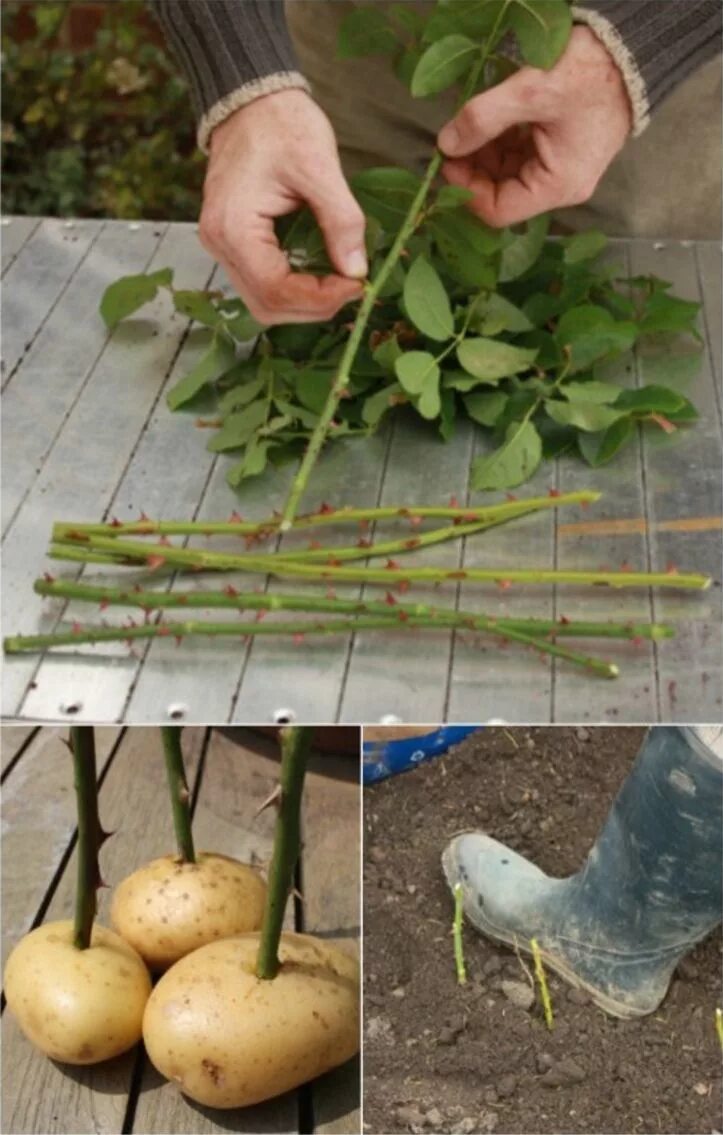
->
<box><xmin>110</xmin><ymin>852</ymin><xmax>267</xmax><ymax>970</ymax></box>
<box><xmin>143</xmin><ymin>931</ymin><xmax>360</xmax><ymax>1108</ymax></box>
<box><xmin>4</xmin><ymin>920</ymin><xmax>151</xmax><ymax>1064</ymax></box>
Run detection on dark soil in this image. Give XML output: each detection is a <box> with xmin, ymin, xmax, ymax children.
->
<box><xmin>363</xmin><ymin>727</ymin><xmax>722</xmax><ymax>1135</ymax></box>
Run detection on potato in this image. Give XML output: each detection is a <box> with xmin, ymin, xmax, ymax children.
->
<box><xmin>3</xmin><ymin>920</ymin><xmax>151</xmax><ymax>1064</ymax></box>
<box><xmin>143</xmin><ymin>931</ymin><xmax>360</xmax><ymax>1108</ymax></box>
<box><xmin>110</xmin><ymin>851</ymin><xmax>266</xmax><ymax>970</ymax></box>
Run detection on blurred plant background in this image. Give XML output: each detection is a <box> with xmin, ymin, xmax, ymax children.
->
<box><xmin>2</xmin><ymin>0</ymin><xmax>203</xmax><ymax>218</ymax></box>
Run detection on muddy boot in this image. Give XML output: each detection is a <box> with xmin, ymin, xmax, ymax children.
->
<box><xmin>442</xmin><ymin>727</ymin><xmax>723</xmax><ymax>1019</ymax></box>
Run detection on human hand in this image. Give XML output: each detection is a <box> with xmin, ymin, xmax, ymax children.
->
<box><xmin>437</xmin><ymin>27</ymin><xmax>633</xmax><ymax>227</ymax></box>
<box><xmin>200</xmin><ymin>89</ymin><xmax>367</xmax><ymax>324</ymax></box>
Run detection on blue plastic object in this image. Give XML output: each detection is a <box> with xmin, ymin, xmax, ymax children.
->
<box><xmin>363</xmin><ymin>726</ymin><xmax>480</xmax><ymax>784</ymax></box>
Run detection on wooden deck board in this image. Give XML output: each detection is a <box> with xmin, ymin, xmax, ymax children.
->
<box><xmin>0</xmin><ymin>725</ymin><xmax>38</xmax><ymax>774</ymax></box>
<box><xmin>1</xmin><ymin>727</ymin><xmax>360</xmax><ymax>1134</ymax></box>
<box><xmin>2</xmin><ymin>222</ymin><xmax>720</xmax><ymax>723</ymax></box>
<box><xmin>1</xmin><ymin>216</ymin><xmax>41</xmax><ymax>276</ymax></box>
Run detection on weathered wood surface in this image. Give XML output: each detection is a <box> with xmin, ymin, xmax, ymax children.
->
<box><xmin>2</xmin><ymin>218</ymin><xmax>720</xmax><ymax>723</ymax></box>
<box><xmin>0</xmin><ymin>726</ymin><xmax>361</xmax><ymax>1134</ymax></box>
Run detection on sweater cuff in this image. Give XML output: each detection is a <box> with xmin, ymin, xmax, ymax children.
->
<box><xmin>571</xmin><ymin>5</ymin><xmax>649</xmax><ymax>135</ymax></box>
<box><xmin>198</xmin><ymin>72</ymin><xmax>311</xmax><ymax>153</ymax></box>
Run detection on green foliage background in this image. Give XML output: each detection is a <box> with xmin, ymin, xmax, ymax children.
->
<box><xmin>2</xmin><ymin>0</ymin><xmax>203</xmax><ymax>219</ymax></box>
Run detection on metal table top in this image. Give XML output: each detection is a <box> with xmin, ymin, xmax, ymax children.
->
<box><xmin>2</xmin><ymin>217</ymin><xmax>721</xmax><ymax>724</ymax></box>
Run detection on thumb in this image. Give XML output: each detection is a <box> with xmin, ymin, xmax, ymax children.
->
<box><xmin>438</xmin><ymin>70</ymin><xmax>536</xmax><ymax>157</ymax></box>
<box><xmin>307</xmin><ymin>168</ymin><xmax>369</xmax><ymax>280</ymax></box>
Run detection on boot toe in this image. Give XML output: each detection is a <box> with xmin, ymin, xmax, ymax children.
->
<box><xmin>442</xmin><ymin>832</ymin><xmax>549</xmax><ymax>942</ymax></box>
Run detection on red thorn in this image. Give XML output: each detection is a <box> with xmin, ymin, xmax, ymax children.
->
<box><xmin>409</xmin><ymin>515</ymin><xmax>422</xmax><ymax>527</ymax></box>
<box><xmin>147</xmin><ymin>555</ymin><xmax>166</xmax><ymax>571</ymax></box>
<box><xmin>109</xmin><ymin>517</ymin><xmax>123</xmax><ymax>528</ymax></box>
<box><xmin>632</xmin><ymin>636</ymin><xmax>644</xmax><ymax>646</ymax></box>
<box><xmin>175</xmin><ymin>635</ymin><xmax>184</xmax><ymax>647</ymax></box>
<box><xmin>404</xmin><ymin>538</ymin><xmax>421</xmax><ymax>550</ymax></box>
<box><xmin>255</xmin><ymin>610</ymin><xmax>267</xmax><ymax>623</ymax></box>
<box><xmin>229</xmin><ymin>510</ymin><xmax>244</xmax><ymax>523</ymax></box>
<box><xmin>157</xmin><ymin>625</ymin><xmax>171</xmax><ymax>637</ymax></box>
<box><xmin>318</xmin><ymin>501</ymin><xmax>335</xmax><ymax>515</ymax></box>
<box><xmin>357</xmin><ymin>538</ymin><xmax>372</xmax><ymax>548</ymax></box>
<box><xmin>397</xmin><ymin>610</ymin><xmax>409</xmax><ymax>622</ymax></box>
<box><xmin>224</xmin><ymin>584</ymin><xmax>239</xmax><ymax>597</ymax></box>
<box><xmin>548</xmin><ymin>488</ymin><xmax>561</xmax><ymax>498</ymax></box>
<box><xmin>99</xmin><ymin>600</ymin><xmax>109</xmax><ymax>611</ymax></box>
<box><xmin>448</xmin><ymin>495</ymin><xmax>460</xmax><ymax>508</ymax></box>
<box><xmin>559</xmin><ymin>615</ymin><xmax>571</xmax><ymax>625</ymax></box>
<box><xmin>308</xmin><ymin>540</ymin><xmax>323</xmax><ymax>550</ymax></box>
<box><xmin>449</xmin><ymin>571</ymin><xmax>467</xmax><ymax>580</ymax></box>
<box><xmin>124</xmin><ymin>616</ymin><xmax>137</xmax><ymax>628</ymax></box>
<box><xmin>620</xmin><ymin>561</ymin><xmax>633</xmax><ymax>573</ymax></box>
<box><xmin>385</xmin><ymin>559</ymin><xmax>400</xmax><ymax>570</ymax></box>
<box><xmin>497</xmin><ymin>579</ymin><xmax>512</xmax><ymax>591</ymax></box>
<box><xmin>71</xmin><ymin>622</ymin><xmax>83</xmax><ymax>635</ymax></box>
<box><xmin>580</xmin><ymin>499</ymin><xmax>591</xmax><ymax>509</ymax></box>
<box><xmin>132</xmin><ymin>583</ymin><xmax>143</xmax><ymax>593</ymax></box>
<box><xmin>358</xmin><ymin>519</ymin><xmax>370</xmax><ymax>532</ymax></box>
<box><xmin>384</xmin><ymin>592</ymin><xmax>397</xmax><ymax>606</ymax></box>
<box><xmin>505</xmin><ymin>493</ymin><xmax>518</xmax><ymax>502</ymax></box>
<box><xmin>293</xmin><ymin>633</ymin><xmax>305</xmax><ymax>645</ymax></box>
<box><xmin>665</xmin><ymin>562</ymin><xmax>679</xmax><ymax>575</ymax></box>
<box><xmin>327</xmin><ymin>557</ymin><xmax>342</xmax><ymax>567</ymax></box>
<box><xmin>158</xmin><ymin>535</ymin><xmax>172</xmax><ymax>546</ymax></box>
<box><xmin>138</xmin><ymin>511</ymin><xmax>150</xmax><ymax>522</ymax></box>
<box><xmin>397</xmin><ymin>580</ymin><xmax>411</xmax><ymax>594</ymax></box>
<box><xmin>43</xmin><ymin>572</ymin><xmax>56</xmax><ymax>583</ymax></box>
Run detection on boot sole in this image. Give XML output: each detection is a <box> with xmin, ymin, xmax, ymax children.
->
<box><xmin>441</xmin><ymin>847</ymin><xmax>661</xmax><ymax>1020</ymax></box>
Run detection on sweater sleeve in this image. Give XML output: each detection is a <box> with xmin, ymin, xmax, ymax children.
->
<box><xmin>572</xmin><ymin>1</ymin><xmax>722</xmax><ymax>136</ymax></box>
<box><xmin>150</xmin><ymin>1</ymin><xmax>310</xmax><ymax>152</ymax></box>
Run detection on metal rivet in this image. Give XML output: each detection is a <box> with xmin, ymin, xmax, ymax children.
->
<box><xmin>167</xmin><ymin>702</ymin><xmax>188</xmax><ymax>721</ymax></box>
<box><xmin>128</xmin><ymin>222</ymin><xmax>141</xmax><ymax>231</ymax></box>
<box><xmin>60</xmin><ymin>700</ymin><xmax>82</xmax><ymax>715</ymax></box>
<box><xmin>653</xmin><ymin>241</ymin><xmax>665</xmax><ymax>251</ymax></box>
<box><xmin>273</xmin><ymin>708</ymin><xmax>296</xmax><ymax>724</ymax></box>
<box><xmin>378</xmin><ymin>713</ymin><xmax>402</xmax><ymax>725</ymax></box>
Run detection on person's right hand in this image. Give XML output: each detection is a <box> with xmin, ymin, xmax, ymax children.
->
<box><xmin>200</xmin><ymin>89</ymin><xmax>368</xmax><ymax>324</ymax></box>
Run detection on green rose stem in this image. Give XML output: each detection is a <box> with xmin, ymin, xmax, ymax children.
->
<box><xmin>256</xmin><ymin>726</ymin><xmax>314</xmax><ymax>980</ymax></box>
<box><xmin>70</xmin><ymin>726</ymin><xmax>107</xmax><ymax>951</ymax></box>
<box><xmin>161</xmin><ymin>726</ymin><xmax>195</xmax><ymax>864</ymax></box>
<box><xmin>30</xmin><ymin>577</ymin><xmax>675</xmax><ymax>641</ymax></box>
<box><xmin>46</xmin><ymin>535</ymin><xmax>713</xmax><ymax>590</ymax></box>
<box><xmin>277</xmin><ymin>22</ymin><xmax>504</xmax><ymax>530</ymax></box>
<box><xmin>4</xmin><ymin>615</ymin><xmax>620</xmax><ymax>679</ymax></box>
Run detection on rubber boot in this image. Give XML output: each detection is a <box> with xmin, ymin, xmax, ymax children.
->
<box><xmin>442</xmin><ymin>727</ymin><xmax>723</xmax><ymax>1019</ymax></box>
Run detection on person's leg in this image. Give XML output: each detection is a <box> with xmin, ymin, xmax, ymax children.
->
<box><xmin>442</xmin><ymin>726</ymin><xmax>723</xmax><ymax>1019</ymax></box>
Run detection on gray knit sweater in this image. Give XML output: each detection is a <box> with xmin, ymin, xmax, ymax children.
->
<box><xmin>152</xmin><ymin>0</ymin><xmax>722</xmax><ymax>151</ymax></box>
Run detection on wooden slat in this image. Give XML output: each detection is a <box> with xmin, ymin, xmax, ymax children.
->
<box><xmin>3</xmin><ymin>223</ymin><xmax>212</xmax><ymax>720</ymax></box>
<box><xmin>303</xmin><ymin>747</ymin><xmax>360</xmax><ymax>1134</ymax></box>
<box><xmin>130</xmin><ymin>728</ymin><xmax>297</xmax><ymax>1134</ymax></box>
<box><xmin>630</xmin><ymin>241</ymin><xmax>722</xmax><ymax>721</ymax></box>
<box><xmin>695</xmin><ymin>242</ymin><xmax>722</xmax><ymax>405</ymax></box>
<box><xmin>1</xmin><ymin>216</ymin><xmax>41</xmax><ymax>275</ymax></box>
<box><xmin>0</xmin><ymin>725</ymin><xmax>38</xmax><ymax>775</ymax></box>
<box><xmin>1</xmin><ymin>726</ymin><xmax>206</xmax><ymax>1135</ymax></box>
<box><xmin>1</xmin><ymin>219</ymin><xmax>102</xmax><ymax>387</ymax></box>
<box><xmin>1</xmin><ymin>726</ymin><xmax>122</xmax><ymax>975</ymax></box>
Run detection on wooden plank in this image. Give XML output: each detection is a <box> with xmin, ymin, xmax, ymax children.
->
<box><xmin>130</xmin><ymin>727</ymin><xmax>298</xmax><ymax>1134</ymax></box>
<box><xmin>1</xmin><ymin>726</ymin><xmax>206</xmax><ymax>1135</ymax></box>
<box><xmin>340</xmin><ymin>415</ymin><xmax>475</xmax><ymax>724</ymax></box>
<box><xmin>3</xmin><ymin>223</ymin><xmax>212</xmax><ymax>720</ymax></box>
<box><xmin>303</xmin><ymin>745</ymin><xmax>360</xmax><ymax>1135</ymax></box>
<box><xmin>630</xmin><ymin>241</ymin><xmax>722</xmax><ymax>722</ymax></box>
<box><xmin>553</xmin><ymin>244</ymin><xmax>657</xmax><ymax>723</ymax></box>
<box><xmin>1</xmin><ymin>219</ymin><xmax>102</xmax><ymax>387</ymax></box>
<box><xmin>2</xmin><ymin>221</ymin><xmax>168</xmax><ymax>536</ymax></box>
<box><xmin>0</xmin><ymin>726</ymin><xmax>38</xmax><ymax>775</ymax></box>
<box><xmin>1</xmin><ymin>216</ymin><xmax>41</xmax><ymax>275</ymax></box>
<box><xmin>695</xmin><ymin>242</ymin><xmax>721</xmax><ymax>412</ymax></box>
<box><xmin>1</xmin><ymin>726</ymin><xmax>122</xmax><ymax>976</ymax></box>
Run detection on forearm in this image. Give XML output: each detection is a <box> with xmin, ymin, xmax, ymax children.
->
<box><xmin>573</xmin><ymin>0</ymin><xmax>721</xmax><ymax>135</ymax></box>
<box><xmin>150</xmin><ymin>0</ymin><xmax>310</xmax><ymax>151</ymax></box>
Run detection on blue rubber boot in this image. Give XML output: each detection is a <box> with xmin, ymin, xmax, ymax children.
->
<box><xmin>442</xmin><ymin>727</ymin><xmax>723</xmax><ymax>1018</ymax></box>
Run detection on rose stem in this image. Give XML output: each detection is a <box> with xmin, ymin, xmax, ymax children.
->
<box><xmin>70</xmin><ymin>726</ymin><xmax>105</xmax><ymax>951</ymax></box>
<box><xmin>453</xmin><ymin>883</ymin><xmax>466</xmax><ymax>985</ymax></box>
<box><xmin>48</xmin><ymin>535</ymin><xmax>713</xmax><ymax>590</ymax></box>
<box><xmin>161</xmin><ymin>726</ymin><xmax>195</xmax><ymax>863</ymax></box>
<box><xmin>32</xmin><ymin>577</ymin><xmax>675</xmax><ymax>640</ymax></box>
<box><xmin>4</xmin><ymin>615</ymin><xmax>620</xmax><ymax>678</ymax></box>
<box><xmin>256</xmin><ymin>726</ymin><xmax>314</xmax><ymax>980</ymax></box>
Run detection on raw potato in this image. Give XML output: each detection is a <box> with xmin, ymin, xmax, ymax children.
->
<box><xmin>3</xmin><ymin>920</ymin><xmax>151</xmax><ymax>1064</ymax></box>
<box><xmin>110</xmin><ymin>851</ymin><xmax>267</xmax><ymax>970</ymax></box>
<box><xmin>143</xmin><ymin>931</ymin><xmax>360</xmax><ymax>1107</ymax></box>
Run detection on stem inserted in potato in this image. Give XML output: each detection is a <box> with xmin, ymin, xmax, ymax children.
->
<box><xmin>70</xmin><ymin>726</ymin><xmax>105</xmax><ymax>951</ymax></box>
<box><xmin>161</xmin><ymin>726</ymin><xmax>196</xmax><ymax>864</ymax></box>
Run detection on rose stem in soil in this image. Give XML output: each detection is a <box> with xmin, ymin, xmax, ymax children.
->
<box><xmin>453</xmin><ymin>883</ymin><xmax>466</xmax><ymax>985</ymax></box>
<box><xmin>161</xmin><ymin>726</ymin><xmax>195</xmax><ymax>864</ymax></box>
<box><xmin>256</xmin><ymin>726</ymin><xmax>314</xmax><ymax>979</ymax></box>
<box><xmin>530</xmin><ymin>937</ymin><xmax>554</xmax><ymax>1030</ymax></box>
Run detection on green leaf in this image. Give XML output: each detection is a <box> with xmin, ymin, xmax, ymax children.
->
<box><xmin>434</xmin><ymin>185</ymin><xmax>475</xmax><ymax>210</ymax></box>
<box><xmin>554</xmin><ymin>304</ymin><xmax>637</xmax><ymax>370</ymax></box>
<box><xmin>376</xmin><ymin>259</ymin><xmax>406</xmax><ymax>298</ymax></box>
<box><xmin>457</xmin><ymin>337</ymin><xmax>538</xmax><ymax>383</ymax></box>
<box><xmin>208</xmin><ymin>399</ymin><xmax>269</xmax><ymax>452</ymax></box>
<box><xmin>562</xmin><ymin>380</ymin><xmax>623</xmax><ymax>404</ymax></box>
<box><xmin>363</xmin><ymin>382</ymin><xmax>403</xmax><ymax>426</ymax></box>
<box><xmin>563</xmin><ymin>230</ymin><xmax>608</xmax><ymax>265</ymax></box>
<box><xmin>403</xmin><ymin>255</ymin><xmax>455</xmax><ymax>341</ymax></box>
<box><xmin>430</xmin><ymin>210</ymin><xmax>501</xmax><ymax>288</ymax></box>
<box><xmin>389</xmin><ymin>2</ymin><xmax>426</xmax><ymax>36</ymax></box>
<box><xmin>166</xmin><ymin>333</ymin><xmax>237</xmax><ymax>411</ymax></box>
<box><xmin>395</xmin><ymin>350</ymin><xmax>440</xmax><ymax>394</ymax></box>
<box><xmin>578</xmin><ymin>417</ymin><xmax>635</xmax><ymax>466</ymax></box>
<box><xmin>411</xmin><ymin>34</ymin><xmax>478</xmax><ymax>97</ymax></box>
<box><xmin>545</xmin><ymin>399</ymin><xmax>626</xmax><ymax>432</ymax></box>
<box><xmin>225</xmin><ymin>310</ymin><xmax>265</xmax><ymax>341</ymax></box>
<box><xmin>226</xmin><ymin>438</ymin><xmax>272</xmax><ymax>487</ymax></box>
<box><xmin>429</xmin><ymin>1</ymin><xmax>508</xmax><ymax>40</ymax></box>
<box><xmin>273</xmin><ymin>399</ymin><xmax>321</xmax><ymax>430</ymax></box>
<box><xmin>218</xmin><ymin>375</ymin><xmax>266</xmax><ymax>414</ymax></box>
<box><xmin>638</xmin><ymin>290</ymin><xmax>701</xmax><ymax>337</ymax></box>
<box><xmin>172</xmin><ymin>289</ymin><xmax>222</xmax><ymax>327</ymax></box>
<box><xmin>439</xmin><ymin>388</ymin><xmax>457</xmax><ymax>440</ymax></box>
<box><xmin>337</xmin><ymin>6</ymin><xmax>398</xmax><ymax>57</ymax></box>
<box><xmin>373</xmin><ymin>335</ymin><xmax>403</xmax><ymax>372</ymax></box>
<box><xmin>294</xmin><ymin>368</ymin><xmax>333</xmax><ymax>415</ymax></box>
<box><xmin>614</xmin><ymin>385</ymin><xmax>686</xmax><ymax>415</ymax></box>
<box><xmin>471</xmin><ymin>420</ymin><xmax>543</xmax><ymax>489</ymax></box>
<box><xmin>469</xmin><ymin>292</ymin><xmax>534</xmax><ymax>334</ymax></box>
<box><xmin>499</xmin><ymin>215</ymin><xmax>549</xmax><ymax>281</ymax></box>
<box><xmin>100</xmin><ymin>268</ymin><xmax>173</xmax><ymax>329</ymax></box>
<box><xmin>463</xmin><ymin>390</ymin><xmax>508</xmax><ymax>426</ymax></box>
<box><xmin>662</xmin><ymin>395</ymin><xmax>699</xmax><ymax>423</ymax></box>
<box><xmin>507</xmin><ymin>0</ymin><xmax>572</xmax><ymax>69</ymax></box>
<box><xmin>351</xmin><ymin>167</ymin><xmax>423</xmax><ymax>228</ymax></box>
<box><xmin>416</xmin><ymin>380</ymin><xmax>442</xmax><ymax>419</ymax></box>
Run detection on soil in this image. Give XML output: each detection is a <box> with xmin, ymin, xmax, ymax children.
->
<box><xmin>363</xmin><ymin>727</ymin><xmax>722</xmax><ymax>1135</ymax></box>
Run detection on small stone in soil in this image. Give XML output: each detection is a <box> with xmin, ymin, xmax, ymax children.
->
<box><xmin>536</xmin><ymin>1052</ymin><xmax>554</xmax><ymax>1072</ymax></box>
<box><xmin>501</xmin><ymin>979</ymin><xmax>535</xmax><ymax>1010</ymax></box>
<box><xmin>424</xmin><ymin>1107</ymin><xmax>444</xmax><ymax>1127</ymax></box>
<box><xmin>576</xmin><ymin>727</ymin><xmax>591</xmax><ymax>741</ymax></box>
<box><xmin>392</xmin><ymin>986</ymin><xmax>406</xmax><ymax>998</ymax></box>
<box><xmin>566</xmin><ymin>985</ymin><xmax>590</xmax><ymax>1005</ymax></box>
<box><xmin>482</xmin><ymin>956</ymin><xmax>502</xmax><ymax>976</ymax></box>
<box><xmin>496</xmin><ymin>1073</ymin><xmax>517</xmax><ymax>1098</ymax></box>
<box><xmin>483</xmin><ymin>1088</ymin><xmax>498</xmax><ymax>1105</ymax></box>
<box><xmin>541</xmin><ymin>1057</ymin><xmax>586</xmax><ymax>1087</ymax></box>
<box><xmin>395</xmin><ymin>1105</ymin><xmax>426</xmax><ymax>1131</ymax></box>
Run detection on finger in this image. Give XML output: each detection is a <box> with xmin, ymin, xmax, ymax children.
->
<box><xmin>443</xmin><ymin>157</ymin><xmax>563</xmax><ymax>228</ymax></box>
<box><xmin>303</xmin><ymin>170</ymin><xmax>369</xmax><ymax>280</ymax></box>
<box><xmin>438</xmin><ymin>70</ymin><xmax>541</xmax><ymax>158</ymax></box>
